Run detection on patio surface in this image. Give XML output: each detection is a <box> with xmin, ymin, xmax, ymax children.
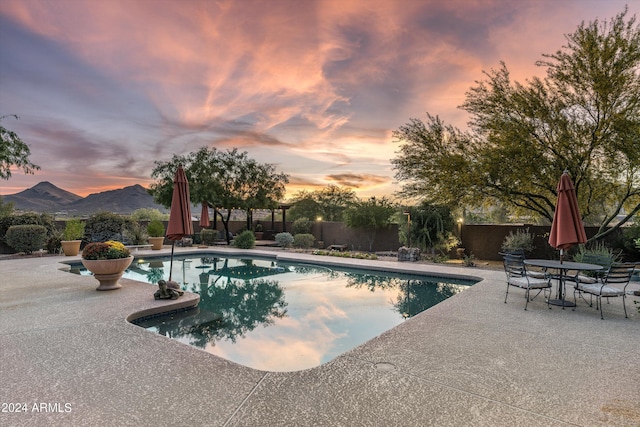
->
<box><xmin>1</xmin><ymin>247</ymin><xmax>639</xmax><ymax>426</ymax></box>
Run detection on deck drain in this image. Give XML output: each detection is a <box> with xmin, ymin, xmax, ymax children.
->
<box><xmin>374</xmin><ymin>362</ymin><xmax>396</xmax><ymax>371</ymax></box>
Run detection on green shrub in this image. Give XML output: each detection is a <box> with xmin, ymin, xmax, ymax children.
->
<box><xmin>275</xmin><ymin>232</ymin><xmax>294</xmax><ymax>248</ymax></box>
<box><xmin>85</xmin><ymin>212</ymin><xmax>126</xmax><ymax>242</ymax></box>
<box><xmin>124</xmin><ymin>221</ymin><xmax>148</xmax><ymax>245</ymax></box>
<box><xmin>0</xmin><ymin>212</ymin><xmax>55</xmax><ymax>244</ymax></box>
<box><xmin>292</xmin><ymin>217</ymin><xmax>313</xmax><ymax>235</ymax></box>
<box><xmin>573</xmin><ymin>242</ymin><xmax>620</xmax><ymax>263</ymax></box>
<box><xmin>293</xmin><ymin>233</ymin><xmax>315</xmax><ymax>249</ymax></box>
<box><xmin>619</xmin><ymin>224</ymin><xmax>640</xmax><ymax>258</ymax></box>
<box><xmin>130</xmin><ymin>208</ymin><xmax>166</xmax><ymax>222</ymax></box>
<box><xmin>146</xmin><ymin>220</ymin><xmax>165</xmax><ymax>237</ymax></box>
<box><xmin>312</xmin><ymin>250</ymin><xmax>378</xmax><ymax>260</ymax></box>
<box><xmin>501</xmin><ymin>228</ymin><xmax>535</xmax><ymax>253</ymax></box>
<box><xmin>46</xmin><ymin>229</ymin><xmax>63</xmax><ymax>254</ymax></box>
<box><xmin>6</xmin><ymin>225</ymin><xmax>47</xmax><ymax>254</ymax></box>
<box><xmin>233</xmin><ymin>230</ymin><xmax>255</xmax><ymax>249</ymax></box>
<box><xmin>62</xmin><ymin>219</ymin><xmax>85</xmax><ymax>240</ymax></box>
<box><xmin>201</xmin><ymin>229</ymin><xmax>217</xmax><ymax>245</ymax></box>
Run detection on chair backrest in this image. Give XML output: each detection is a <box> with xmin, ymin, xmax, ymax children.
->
<box><xmin>604</xmin><ymin>263</ymin><xmax>635</xmax><ymax>285</ymax></box>
<box><xmin>503</xmin><ymin>253</ymin><xmax>525</xmax><ymax>278</ymax></box>
<box><xmin>500</xmin><ymin>249</ymin><xmax>526</xmax><ymax>258</ymax></box>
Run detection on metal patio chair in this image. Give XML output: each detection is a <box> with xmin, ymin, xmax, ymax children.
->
<box><xmin>573</xmin><ymin>263</ymin><xmax>635</xmax><ymax>319</ymax></box>
<box><xmin>565</xmin><ymin>253</ymin><xmax>612</xmax><ymax>287</ymax></box>
<box><xmin>502</xmin><ymin>253</ymin><xmax>552</xmax><ymax>310</ymax></box>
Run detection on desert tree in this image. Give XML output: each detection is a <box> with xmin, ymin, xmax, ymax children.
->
<box><xmin>0</xmin><ymin>115</ymin><xmax>39</xmax><ymax>180</ymax></box>
<box><xmin>149</xmin><ymin>147</ymin><xmax>288</xmax><ymax>244</ymax></box>
<box><xmin>392</xmin><ymin>8</ymin><xmax>640</xmax><ymax>241</ymax></box>
<box><xmin>343</xmin><ymin>196</ymin><xmax>396</xmax><ymax>251</ymax></box>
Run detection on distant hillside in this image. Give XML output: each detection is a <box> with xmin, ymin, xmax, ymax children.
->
<box><xmin>3</xmin><ymin>182</ymin><xmax>169</xmax><ymax>215</ymax></box>
<box><xmin>3</xmin><ymin>181</ymin><xmax>82</xmax><ymax>212</ymax></box>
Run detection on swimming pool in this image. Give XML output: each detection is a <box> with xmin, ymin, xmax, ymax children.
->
<box><xmin>68</xmin><ymin>254</ymin><xmax>477</xmax><ymax>371</ymax></box>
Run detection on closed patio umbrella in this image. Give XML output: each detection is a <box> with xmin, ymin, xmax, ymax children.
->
<box><xmin>200</xmin><ymin>202</ymin><xmax>210</xmax><ymax>228</ymax></box>
<box><xmin>166</xmin><ymin>165</ymin><xmax>193</xmax><ymax>281</ymax></box>
<box><xmin>548</xmin><ymin>170</ymin><xmax>587</xmax><ymax>262</ymax></box>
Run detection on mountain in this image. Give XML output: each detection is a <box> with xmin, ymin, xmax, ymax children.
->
<box><xmin>3</xmin><ymin>181</ymin><xmax>82</xmax><ymax>212</ymax></box>
<box><xmin>3</xmin><ymin>182</ymin><xmax>169</xmax><ymax>215</ymax></box>
<box><xmin>70</xmin><ymin>184</ymin><xmax>168</xmax><ymax>215</ymax></box>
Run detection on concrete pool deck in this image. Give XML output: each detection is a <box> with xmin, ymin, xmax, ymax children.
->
<box><xmin>1</xmin><ymin>247</ymin><xmax>639</xmax><ymax>426</ymax></box>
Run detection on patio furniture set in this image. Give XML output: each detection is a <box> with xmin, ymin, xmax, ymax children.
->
<box><xmin>502</xmin><ymin>252</ymin><xmax>637</xmax><ymax>319</ymax></box>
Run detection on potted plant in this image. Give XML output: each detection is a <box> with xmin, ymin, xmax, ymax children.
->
<box><xmin>147</xmin><ymin>220</ymin><xmax>165</xmax><ymax>250</ymax></box>
<box><xmin>254</xmin><ymin>222</ymin><xmax>264</xmax><ymax>240</ymax></box>
<box><xmin>81</xmin><ymin>241</ymin><xmax>133</xmax><ymax>290</ymax></box>
<box><xmin>61</xmin><ymin>219</ymin><xmax>85</xmax><ymax>256</ymax></box>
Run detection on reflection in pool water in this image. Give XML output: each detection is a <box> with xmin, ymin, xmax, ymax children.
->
<box><xmin>70</xmin><ymin>254</ymin><xmax>476</xmax><ymax>371</ymax></box>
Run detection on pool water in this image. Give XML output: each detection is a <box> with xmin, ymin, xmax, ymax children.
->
<box><xmin>69</xmin><ymin>254</ymin><xmax>476</xmax><ymax>372</ymax></box>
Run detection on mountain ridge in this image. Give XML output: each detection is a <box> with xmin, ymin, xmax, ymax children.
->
<box><xmin>3</xmin><ymin>182</ymin><xmax>169</xmax><ymax>215</ymax></box>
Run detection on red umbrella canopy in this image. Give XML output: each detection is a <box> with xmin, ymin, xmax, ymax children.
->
<box><xmin>166</xmin><ymin>165</ymin><xmax>193</xmax><ymax>241</ymax></box>
<box><xmin>200</xmin><ymin>202</ymin><xmax>210</xmax><ymax>228</ymax></box>
<box><xmin>548</xmin><ymin>171</ymin><xmax>587</xmax><ymax>251</ymax></box>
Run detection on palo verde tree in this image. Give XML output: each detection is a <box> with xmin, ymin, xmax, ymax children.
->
<box><xmin>149</xmin><ymin>147</ymin><xmax>289</xmax><ymax>244</ymax></box>
<box><xmin>392</xmin><ymin>8</ymin><xmax>640</xmax><ymax>241</ymax></box>
<box><xmin>288</xmin><ymin>184</ymin><xmax>358</xmax><ymax>222</ymax></box>
<box><xmin>343</xmin><ymin>196</ymin><xmax>396</xmax><ymax>252</ymax></box>
<box><xmin>1</xmin><ymin>115</ymin><xmax>40</xmax><ymax>180</ymax></box>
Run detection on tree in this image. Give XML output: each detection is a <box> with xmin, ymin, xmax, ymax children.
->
<box><xmin>288</xmin><ymin>185</ymin><xmax>357</xmax><ymax>222</ymax></box>
<box><xmin>343</xmin><ymin>196</ymin><xmax>396</xmax><ymax>251</ymax></box>
<box><xmin>149</xmin><ymin>147</ymin><xmax>289</xmax><ymax>244</ymax></box>
<box><xmin>400</xmin><ymin>202</ymin><xmax>456</xmax><ymax>256</ymax></box>
<box><xmin>392</xmin><ymin>9</ymin><xmax>640</xmax><ymax>241</ymax></box>
<box><xmin>316</xmin><ymin>184</ymin><xmax>358</xmax><ymax>221</ymax></box>
<box><xmin>0</xmin><ymin>115</ymin><xmax>40</xmax><ymax>180</ymax></box>
<box><xmin>287</xmin><ymin>191</ymin><xmax>322</xmax><ymax>222</ymax></box>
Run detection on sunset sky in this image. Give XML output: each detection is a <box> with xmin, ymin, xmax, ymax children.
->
<box><xmin>0</xmin><ymin>0</ymin><xmax>635</xmax><ymax>200</ymax></box>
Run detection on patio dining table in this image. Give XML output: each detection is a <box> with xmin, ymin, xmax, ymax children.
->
<box><xmin>523</xmin><ymin>259</ymin><xmax>603</xmax><ymax>308</ymax></box>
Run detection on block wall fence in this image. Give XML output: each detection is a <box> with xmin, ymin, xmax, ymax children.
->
<box><xmin>0</xmin><ymin>220</ymin><xmax>626</xmax><ymax>261</ymax></box>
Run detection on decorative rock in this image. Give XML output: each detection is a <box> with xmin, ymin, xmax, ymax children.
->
<box><xmin>397</xmin><ymin>246</ymin><xmax>421</xmax><ymax>262</ymax></box>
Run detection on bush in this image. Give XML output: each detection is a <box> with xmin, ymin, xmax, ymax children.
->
<box><xmin>573</xmin><ymin>242</ymin><xmax>620</xmax><ymax>263</ymax></box>
<box><xmin>275</xmin><ymin>232</ymin><xmax>294</xmax><ymax>248</ymax></box>
<box><xmin>0</xmin><ymin>212</ymin><xmax>55</xmax><ymax>245</ymax></box>
<box><xmin>124</xmin><ymin>221</ymin><xmax>148</xmax><ymax>245</ymax></box>
<box><xmin>6</xmin><ymin>224</ymin><xmax>47</xmax><ymax>254</ymax></box>
<box><xmin>46</xmin><ymin>229</ymin><xmax>63</xmax><ymax>254</ymax></box>
<box><xmin>62</xmin><ymin>219</ymin><xmax>85</xmax><ymax>241</ymax></box>
<box><xmin>501</xmin><ymin>228</ymin><xmax>535</xmax><ymax>253</ymax></box>
<box><xmin>130</xmin><ymin>208</ymin><xmax>166</xmax><ymax>222</ymax></box>
<box><xmin>293</xmin><ymin>233</ymin><xmax>315</xmax><ymax>249</ymax></box>
<box><xmin>146</xmin><ymin>220</ymin><xmax>165</xmax><ymax>238</ymax></box>
<box><xmin>292</xmin><ymin>217</ymin><xmax>313</xmax><ymax>235</ymax></box>
<box><xmin>619</xmin><ymin>223</ymin><xmax>640</xmax><ymax>258</ymax></box>
<box><xmin>85</xmin><ymin>212</ymin><xmax>126</xmax><ymax>242</ymax></box>
<box><xmin>201</xmin><ymin>229</ymin><xmax>217</xmax><ymax>245</ymax></box>
<box><xmin>233</xmin><ymin>230</ymin><xmax>255</xmax><ymax>249</ymax></box>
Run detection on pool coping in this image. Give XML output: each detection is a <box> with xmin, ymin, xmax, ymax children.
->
<box><xmin>1</xmin><ymin>246</ymin><xmax>639</xmax><ymax>426</ymax></box>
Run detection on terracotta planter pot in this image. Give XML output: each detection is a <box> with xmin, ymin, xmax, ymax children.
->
<box><xmin>61</xmin><ymin>240</ymin><xmax>82</xmax><ymax>256</ymax></box>
<box><xmin>148</xmin><ymin>236</ymin><xmax>165</xmax><ymax>250</ymax></box>
<box><xmin>81</xmin><ymin>256</ymin><xmax>134</xmax><ymax>291</ymax></box>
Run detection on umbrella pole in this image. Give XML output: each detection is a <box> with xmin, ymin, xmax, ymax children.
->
<box><xmin>169</xmin><ymin>241</ymin><xmax>175</xmax><ymax>281</ymax></box>
<box><xmin>560</xmin><ymin>249</ymin><xmax>564</xmax><ymax>264</ymax></box>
